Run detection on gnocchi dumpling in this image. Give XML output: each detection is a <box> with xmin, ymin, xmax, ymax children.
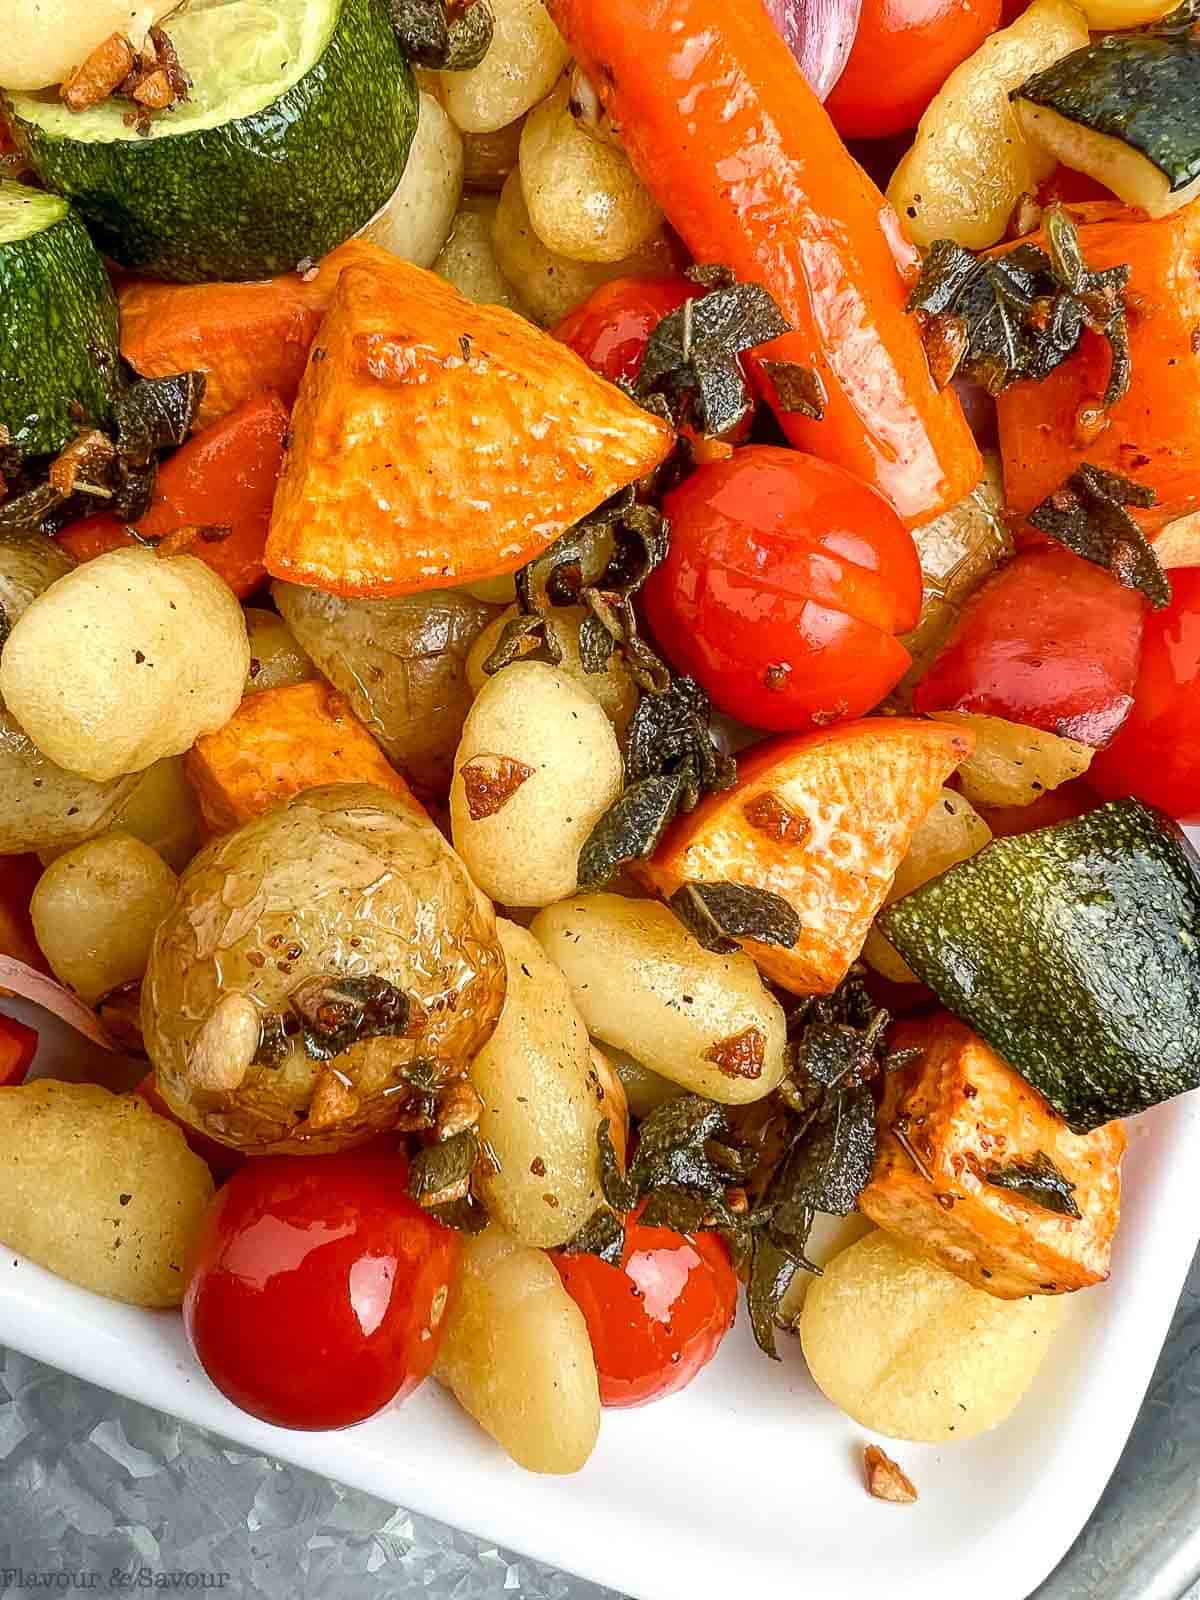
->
<box><xmin>439</xmin><ymin>0</ymin><xmax>571</xmax><ymax>133</ymax></box>
<box><xmin>361</xmin><ymin>91</ymin><xmax>464</xmax><ymax>269</ymax></box>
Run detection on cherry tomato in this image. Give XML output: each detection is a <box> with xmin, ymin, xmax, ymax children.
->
<box><xmin>913</xmin><ymin>547</ymin><xmax>1146</xmax><ymax>748</ymax></box>
<box><xmin>184</xmin><ymin>1151</ymin><xmax>459</xmax><ymax>1430</ymax></box>
<box><xmin>552</xmin><ymin>1205</ymin><xmax>737</xmax><ymax>1407</ymax></box>
<box><xmin>1089</xmin><ymin>568</ymin><xmax>1200</xmax><ymax>822</ymax></box>
<box><xmin>554</xmin><ymin>276</ymin><xmax>696</xmax><ymax>384</ymax></box>
<box><xmin>826</xmin><ymin>0</ymin><xmax>1001</xmax><ymax>140</ymax></box>
<box><xmin>0</xmin><ymin>1014</ymin><xmax>38</xmax><ymax>1087</ymax></box>
<box><xmin>644</xmin><ymin>446</ymin><xmax>922</xmax><ymax>731</ymax></box>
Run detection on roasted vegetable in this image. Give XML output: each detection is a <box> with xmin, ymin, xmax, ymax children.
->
<box><xmin>882</xmin><ymin>799</ymin><xmax>1200</xmax><ymax>1131</ymax></box>
<box><xmin>265</xmin><ymin>256</ymin><xmax>674</xmax><ymax>597</ymax></box>
<box><xmin>634</xmin><ymin>718</ymin><xmax>973</xmax><ymax>995</ymax></box>
<box><xmin>861</xmin><ymin>1016</ymin><xmax>1125</xmax><ymax>1297</ymax></box>
<box><xmin>141</xmin><ymin>784</ymin><xmax>506</xmax><ymax>1154</ymax></box>
<box><xmin>929</xmin><ymin>712</ymin><xmax>1094</xmax><ymax>807</ymax></box>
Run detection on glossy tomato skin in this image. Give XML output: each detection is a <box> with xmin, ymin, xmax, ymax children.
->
<box><xmin>0</xmin><ymin>1015</ymin><xmax>37</xmax><ymax>1087</ymax></box>
<box><xmin>554</xmin><ymin>276</ymin><xmax>696</xmax><ymax>385</ymax></box>
<box><xmin>826</xmin><ymin>0</ymin><xmax>1001</xmax><ymax>139</ymax></box>
<box><xmin>184</xmin><ymin>1151</ymin><xmax>459</xmax><ymax>1430</ymax></box>
<box><xmin>552</xmin><ymin>1207</ymin><xmax>737</xmax><ymax>1408</ymax></box>
<box><xmin>1089</xmin><ymin>568</ymin><xmax>1200</xmax><ymax>821</ymax></box>
<box><xmin>913</xmin><ymin>547</ymin><xmax>1146</xmax><ymax>748</ymax></box>
<box><xmin>645</xmin><ymin>446</ymin><xmax>922</xmax><ymax>731</ymax></box>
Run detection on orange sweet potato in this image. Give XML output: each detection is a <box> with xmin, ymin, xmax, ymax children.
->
<box><xmin>860</xmin><ymin>1015</ymin><xmax>1125</xmax><ymax>1298</ymax></box>
<box><xmin>118</xmin><ymin>239</ymin><xmax>386</xmax><ymax>429</ymax></box>
<box><xmin>997</xmin><ymin>202</ymin><xmax>1200</xmax><ymax>534</ymax></box>
<box><xmin>634</xmin><ymin>717</ymin><xmax>972</xmax><ymax>995</ymax></box>
<box><xmin>184</xmin><ymin>680</ymin><xmax>423</xmax><ymax>833</ymax></box>
<box><xmin>265</xmin><ymin>258</ymin><xmax>675</xmax><ymax>597</ymax></box>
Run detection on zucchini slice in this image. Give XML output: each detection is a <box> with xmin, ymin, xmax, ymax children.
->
<box><xmin>881</xmin><ymin>798</ymin><xmax>1200</xmax><ymax>1132</ymax></box>
<box><xmin>0</xmin><ymin>180</ymin><xmax>119</xmax><ymax>455</ymax></box>
<box><xmin>5</xmin><ymin>0</ymin><xmax>417</xmax><ymax>282</ymax></box>
<box><xmin>1013</xmin><ymin>33</ymin><xmax>1200</xmax><ymax>218</ymax></box>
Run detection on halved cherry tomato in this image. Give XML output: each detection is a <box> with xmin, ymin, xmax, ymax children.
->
<box><xmin>1089</xmin><ymin>567</ymin><xmax>1200</xmax><ymax>821</ymax></box>
<box><xmin>183</xmin><ymin>1151</ymin><xmax>458</xmax><ymax>1430</ymax></box>
<box><xmin>0</xmin><ymin>1014</ymin><xmax>38</xmax><ymax>1087</ymax></box>
<box><xmin>554</xmin><ymin>276</ymin><xmax>696</xmax><ymax>385</ymax></box>
<box><xmin>551</xmin><ymin>1204</ymin><xmax>737</xmax><ymax>1408</ymax></box>
<box><xmin>913</xmin><ymin>547</ymin><xmax>1146</xmax><ymax>748</ymax></box>
<box><xmin>643</xmin><ymin>446</ymin><xmax>922</xmax><ymax>731</ymax></box>
<box><xmin>826</xmin><ymin>0</ymin><xmax>1002</xmax><ymax>140</ymax></box>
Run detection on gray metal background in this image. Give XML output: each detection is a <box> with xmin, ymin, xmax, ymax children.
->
<box><xmin>2</xmin><ymin>1249</ymin><xmax>1197</xmax><ymax>1599</ymax></box>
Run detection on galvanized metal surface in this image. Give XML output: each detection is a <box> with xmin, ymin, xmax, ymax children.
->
<box><xmin>2</xmin><ymin>1249</ymin><xmax>1197</xmax><ymax>1599</ymax></box>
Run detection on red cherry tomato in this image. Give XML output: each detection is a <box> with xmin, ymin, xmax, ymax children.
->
<box><xmin>551</xmin><ymin>1205</ymin><xmax>737</xmax><ymax>1408</ymax></box>
<box><xmin>184</xmin><ymin>1151</ymin><xmax>459</xmax><ymax>1430</ymax></box>
<box><xmin>1089</xmin><ymin>567</ymin><xmax>1200</xmax><ymax>821</ymax></box>
<box><xmin>554</xmin><ymin>275</ymin><xmax>696</xmax><ymax>385</ymax></box>
<box><xmin>644</xmin><ymin>446</ymin><xmax>922</xmax><ymax>731</ymax></box>
<box><xmin>0</xmin><ymin>1014</ymin><xmax>38</xmax><ymax>1087</ymax></box>
<box><xmin>913</xmin><ymin>547</ymin><xmax>1146</xmax><ymax>748</ymax></box>
<box><xmin>826</xmin><ymin>0</ymin><xmax>1001</xmax><ymax>140</ymax></box>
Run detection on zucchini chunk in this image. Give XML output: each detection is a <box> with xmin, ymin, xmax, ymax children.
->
<box><xmin>881</xmin><ymin>799</ymin><xmax>1200</xmax><ymax>1131</ymax></box>
<box><xmin>1014</xmin><ymin>33</ymin><xmax>1200</xmax><ymax>219</ymax></box>
<box><xmin>5</xmin><ymin>0</ymin><xmax>418</xmax><ymax>281</ymax></box>
<box><xmin>861</xmin><ymin>1017</ymin><xmax>1125</xmax><ymax>1299</ymax></box>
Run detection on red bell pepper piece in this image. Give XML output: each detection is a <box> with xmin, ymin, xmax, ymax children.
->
<box><xmin>57</xmin><ymin>392</ymin><xmax>289</xmax><ymax>598</ymax></box>
<box><xmin>913</xmin><ymin>547</ymin><xmax>1146</xmax><ymax>748</ymax></box>
<box><xmin>0</xmin><ymin>1014</ymin><xmax>38</xmax><ymax>1087</ymax></box>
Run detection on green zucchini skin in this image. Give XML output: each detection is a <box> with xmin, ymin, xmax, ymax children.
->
<box><xmin>1015</xmin><ymin>34</ymin><xmax>1200</xmax><ymax>195</ymax></box>
<box><xmin>0</xmin><ymin>202</ymin><xmax>119</xmax><ymax>456</ymax></box>
<box><xmin>7</xmin><ymin>0</ymin><xmax>417</xmax><ymax>283</ymax></box>
<box><xmin>881</xmin><ymin>799</ymin><xmax>1200</xmax><ymax>1133</ymax></box>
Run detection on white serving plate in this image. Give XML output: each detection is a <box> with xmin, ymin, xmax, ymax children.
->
<box><xmin>3</xmin><ymin>828</ymin><xmax>1199</xmax><ymax>1600</ymax></box>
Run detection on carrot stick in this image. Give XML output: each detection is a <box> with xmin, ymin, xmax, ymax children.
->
<box><xmin>547</xmin><ymin>0</ymin><xmax>981</xmax><ymax>525</ymax></box>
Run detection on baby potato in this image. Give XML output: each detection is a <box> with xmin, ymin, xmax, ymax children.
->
<box><xmin>0</xmin><ymin>0</ymin><xmax>174</xmax><ymax>90</ymax></box>
<box><xmin>492</xmin><ymin>171</ymin><xmax>680</xmax><ymax>325</ymax></box>
<box><xmin>434</xmin><ymin>1227</ymin><xmax>601</xmax><ymax>1474</ymax></box>
<box><xmin>31</xmin><ymin>831</ymin><xmax>178</xmax><ymax>1005</ymax></box>
<box><xmin>520</xmin><ymin>82</ymin><xmax>664</xmax><ymax>264</ymax></box>
<box><xmin>434</xmin><ymin>197</ymin><xmax>527</xmax><ymax>312</ymax></box>
<box><xmin>0</xmin><ymin>549</ymin><xmax>249</xmax><ymax>783</ymax></box>
<box><xmin>532</xmin><ymin>895</ymin><xmax>789</xmax><ymax>1105</ymax></box>
<box><xmin>361</xmin><ymin>92</ymin><xmax>464</xmax><ymax>269</ymax></box>
<box><xmin>800</xmin><ymin>1230</ymin><xmax>1066</xmax><ymax>1443</ymax></box>
<box><xmin>0</xmin><ymin>1080</ymin><xmax>213</xmax><ymax>1307</ymax></box>
<box><xmin>467</xmin><ymin>605</ymin><xmax>638</xmax><ymax>733</ymax></box>
<box><xmin>439</xmin><ymin>0</ymin><xmax>571</xmax><ymax>133</ymax></box>
<box><xmin>243</xmin><ymin>607</ymin><xmax>315</xmax><ymax>696</ymax></box>
<box><xmin>0</xmin><ymin>707</ymin><xmax>138</xmax><ymax>856</ymax></box>
<box><xmin>470</xmin><ymin>921</ymin><xmax>604</xmax><ymax>1246</ymax></box>
<box><xmin>451</xmin><ymin>661</ymin><xmax>622</xmax><ymax>908</ymax></box>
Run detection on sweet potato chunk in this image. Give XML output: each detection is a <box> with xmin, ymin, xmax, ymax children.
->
<box><xmin>860</xmin><ymin>1016</ymin><xmax>1124</xmax><ymax>1298</ymax></box>
<box><xmin>635</xmin><ymin>718</ymin><xmax>972</xmax><ymax>994</ymax></box>
<box><xmin>184</xmin><ymin>680</ymin><xmax>422</xmax><ymax>833</ymax></box>
<box><xmin>265</xmin><ymin>259</ymin><xmax>674</xmax><ymax>597</ymax></box>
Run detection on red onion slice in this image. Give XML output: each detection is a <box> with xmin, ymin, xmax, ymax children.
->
<box><xmin>0</xmin><ymin>955</ymin><xmax>117</xmax><ymax>1052</ymax></box>
<box><xmin>762</xmin><ymin>0</ymin><xmax>864</xmax><ymax>102</ymax></box>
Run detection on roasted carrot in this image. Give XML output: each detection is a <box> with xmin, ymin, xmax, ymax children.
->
<box><xmin>266</xmin><ymin>258</ymin><xmax>675</xmax><ymax>597</ymax></box>
<box><xmin>546</xmin><ymin>0</ymin><xmax>981</xmax><ymax>525</ymax></box>
<box><xmin>997</xmin><ymin>202</ymin><xmax>1200</xmax><ymax>533</ymax></box>
<box><xmin>118</xmin><ymin>238</ymin><xmax>385</xmax><ymax>429</ymax></box>
<box><xmin>58</xmin><ymin>392</ymin><xmax>288</xmax><ymax>598</ymax></box>
<box><xmin>183</xmin><ymin>679</ymin><xmax>425</xmax><ymax>834</ymax></box>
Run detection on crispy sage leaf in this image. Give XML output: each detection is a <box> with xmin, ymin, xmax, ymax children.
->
<box><xmin>756</xmin><ymin>359</ymin><xmax>826</xmax><ymax>419</ymax></box>
<box><xmin>386</xmin><ymin>0</ymin><xmax>493</xmax><ymax>69</ymax></box>
<box><xmin>408</xmin><ymin>1128</ymin><xmax>480</xmax><ymax>1203</ymax></box>
<box><xmin>747</xmin><ymin>1234</ymin><xmax>809</xmax><ymax>1361</ymax></box>
<box><xmin>560</xmin><ymin>1205</ymin><xmax>626</xmax><ymax>1265</ymax></box>
<box><xmin>983</xmin><ymin>1150</ymin><xmax>1081</xmax><ymax>1218</ymax></box>
<box><xmin>0</xmin><ymin>483</ymin><xmax>64</xmax><ymax>536</ymax></box>
<box><xmin>288</xmin><ymin>974</ymin><xmax>412</xmax><ymax>1061</ymax></box>
<box><xmin>1028</xmin><ymin>462</ymin><xmax>1170</xmax><ymax>609</ymax></box>
<box><xmin>111</xmin><ymin>370</ymin><xmax>206</xmax><ymax>521</ymax></box>
<box><xmin>577</xmin><ymin>772</ymin><xmax>685</xmax><ymax>890</ymax></box>
<box><xmin>596</xmin><ymin>1119</ymin><xmax>638</xmax><ymax>1213</ymax></box>
<box><xmin>668</xmin><ymin>880</ymin><xmax>801</xmax><ymax>954</ymax></box>
<box><xmin>429</xmin><ymin>1193</ymin><xmax>491</xmax><ymax>1234</ymax></box>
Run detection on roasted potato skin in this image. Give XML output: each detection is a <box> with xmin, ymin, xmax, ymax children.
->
<box><xmin>860</xmin><ymin>1016</ymin><xmax>1125</xmax><ymax>1298</ymax></box>
<box><xmin>142</xmin><ymin>784</ymin><xmax>506</xmax><ymax>1155</ymax></box>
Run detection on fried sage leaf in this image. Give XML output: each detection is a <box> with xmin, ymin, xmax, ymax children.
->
<box><xmin>668</xmin><ymin>880</ymin><xmax>801</xmax><ymax>955</ymax></box>
<box><xmin>577</xmin><ymin>772</ymin><xmax>685</xmax><ymax>890</ymax></box>
<box><xmin>983</xmin><ymin>1150</ymin><xmax>1081</xmax><ymax>1218</ymax></box>
<box><xmin>386</xmin><ymin>0</ymin><xmax>493</xmax><ymax>68</ymax></box>
<box><xmin>747</xmin><ymin>1233</ymin><xmax>811</xmax><ymax>1360</ymax></box>
<box><xmin>559</xmin><ymin>1204</ymin><xmax>626</xmax><ymax>1266</ymax></box>
<box><xmin>287</xmin><ymin>974</ymin><xmax>413</xmax><ymax>1061</ymax></box>
<box><xmin>0</xmin><ymin>483</ymin><xmax>65</xmax><ymax>536</ymax></box>
<box><xmin>429</xmin><ymin>1192</ymin><xmax>491</xmax><ymax>1234</ymax></box>
<box><xmin>408</xmin><ymin>1128</ymin><xmax>480</xmax><ymax>1204</ymax></box>
<box><xmin>1028</xmin><ymin>462</ymin><xmax>1170</xmax><ymax>609</ymax></box>
<box><xmin>111</xmin><ymin>370</ymin><xmax>206</xmax><ymax>521</ymax></box>
<box><xmin>637</xmin><ymin>273</ymin><xmax>791</xmax><ymax>436</ymax></box>
<box><xmin>908</xmin><ymin>207</ymin><xmax>1130</xmax><ymax>405</ymax></box>
<box><xmin>756</xmin><ymin>359</ymin><xmax>826</xmax><ymax>419</ymax></box>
